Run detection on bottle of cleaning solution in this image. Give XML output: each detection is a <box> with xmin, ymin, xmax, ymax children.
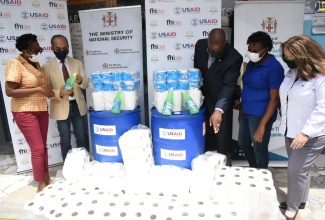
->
<box><xmin>162</xmin><ymin>88</ymin><xmax>174</xmax><ymax>116</ymax></box>
<box><xmin>111</xmin><ymin>89</ymin><xmax>122</xmax><ymax>114</ymax></box>
<box><xmin>64</xmin><ymin>73</ymin><xmax>77</xmax><ymax>91</ymax></box>
<box><xmin>182</xmin><ymin>90</ymin><xmax>199</xmax><ymax>114</ymax></box>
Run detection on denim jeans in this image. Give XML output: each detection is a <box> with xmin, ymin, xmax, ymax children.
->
<box><xmin>238</xmin><ymin>113</ymin><xmax>276</xmax><ymax>169</ymax></box>
<box><xmin>57</xmin><ymin>102</ymin><xmax>89</xmax><ymax>161</ymax></box>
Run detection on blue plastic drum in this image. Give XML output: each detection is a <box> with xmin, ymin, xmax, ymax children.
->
<box><xmin>89</xmin><ymin>106</ymin><xmax>141</xmax><ymax>162</ymax></box>
<box><xmin>151</xmin><ymin>107</ymin><xmax>206</xmax><ymax>169</ymax></box>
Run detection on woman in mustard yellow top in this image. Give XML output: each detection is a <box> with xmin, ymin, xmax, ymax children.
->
<box><xmin>5</xmin><ymin>33</ymin><xmax>54</xmax><ymax>192</ymax></box>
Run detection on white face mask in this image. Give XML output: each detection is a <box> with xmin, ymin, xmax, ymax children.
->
<box><xmin>247</xmin><ymin>49</ymin><xmax>265</xmax><ymax>63</ymax></box>
<box><xmin>29</xmin><ymin>52</ymin><xmax>42</xmax><ymax>63</ymax></box>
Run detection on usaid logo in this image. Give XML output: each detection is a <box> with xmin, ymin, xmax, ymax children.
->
<box><xmin>96</xmin><ymin>145</ymin><xmax>118</xmax><ymax>156</ymax></box>
<box><xmin>21</xmin><ymin>11</ymin><xmax>29</xmax><ymax>19</ymax></box>
<box><xmin>41</xmin><ymin>23</ymin><xmax>49</xmax><ymax>31</ymax></box>
<box><xmin>32</xmin><ymin>0</ymin><xmax>40</xmax><ymax>8</ymax></box>
<box><xmin>161</xmin><ymin>149</ymin><xmax>186</xmax><ymax>160</ymax></box>
<box><xmin>42</xmin><ymin>46</ymin><xmax>52</xmax><ymax>52</ymax></box>
<box><xmin>0</xmin><ymin>35</ymin><xmax>5</xmax><ymax>43</ymax></box>
<box><xmin>151</xmin><ymin>32</ymin><xmax>176</xmax><ymax>39</ymax></box>
<box><xmin>47</xmin><ymin>142</ymin><xmax>60</xmax><ymax>148</ymax></box>
<box><xmin>174</xmin><ymin>6</ymin><xmax>200</xmax><ymax>15</ymax></box>
<box><xmin>0</xmin><ymin>0</ymin><xmax>22</xmax><ymax>6</ymax></box>
<box><xmin>0</xmin><ymin>11</ymin><xmax>11</xmax><ymax>18</ymax></box>
<box><xmin>17</xmin><ymin>138</ymin><xmax>25</xmax><ymax>145</ymax></box>
<box><xmin>94</xmin><ymin>124</ymin><xmax>116</xmax><ymax>135</ymax></box>
<box><xmin>175</xmin><ymin>42</ymin><xmax>196</xmax><ymax>50</ymax></box>
<box><xmin>174</xmin><ymin>42</ymin><xmax>181</xmax><ymax>50</ymax></box>
<box><xmin>192</xmin><ymin>18</ymin><xmax>218</xmax><ymax>26</ymax></box>
<box><xmin>166</xmin><ymin>19</ymin><xmax>182</xmax><ymax>26</ymax></box>
<box><xmin>6</xmin><ymin>35</ymin><xmax>18</xmax><ymax>42</ymax></box>
<box><xmin>159</xmin><ymin>128</ymin><xmax>185</xmax><ymax>140</ymax></box>
<box><xmin>49</xmin><ymin>1</ymin><xmax>64</xmax><ymax>8</ymax></box>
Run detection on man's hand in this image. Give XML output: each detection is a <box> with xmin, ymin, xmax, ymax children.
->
<box><xmin>59</xmin><ymin>86</ymin><xmax>73</xmax><ymax>97</ymax></box>
<box><xmin>291</xmin><ymin>132</ymin><xmax>309</xmax><ymax>149</ymax></box>
<box><xmin>76</xmin><ymin>74</ymin><xmax>82</xmax><ymax>85</ymax></box>
<box><xmin>210</xmin><ymin>109</ymin><xmax>222</xmax><ymax>133</ymax></box>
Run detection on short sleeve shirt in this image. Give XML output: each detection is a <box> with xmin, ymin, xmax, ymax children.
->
<box><xmin>241</xmin><ymin>55</ymin><xmax>284</xmax><ymax>116</ymax></box>
<box><xmin>5</xmin><ymin>55</ymin><xmax>49</xmax><ymax>112</ymax></box>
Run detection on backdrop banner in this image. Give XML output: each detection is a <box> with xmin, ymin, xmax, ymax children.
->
<box><xmin>0</xmin><ymin>0</ymin><xmax>72</xmax><ymax>173</ymax></box>
<box><xmin>145</xmin><ymin>0</ymin><xmax>222</xmax><ymax>113</ymax></box>
<box><xmin>79</xmin><ymin>6</ymin><xmax>144</xmax><ymax>123</ymax></box>
<box><xmin>233</xmin><ymin>1</ymin><xmax>306</xmax><ymax>165</ymax></box>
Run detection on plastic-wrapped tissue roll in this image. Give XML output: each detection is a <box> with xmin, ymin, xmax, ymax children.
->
<box><xmin>257</xmin><ymin>169</ymin><xmax>273</xmax><ymax>179</ymax></box>
<box><xmin>92</xmin><ymin>92</ymin><xmax>105</xmax><ymax>111</ymax></box>
<box><xmin>123</xmin><ymin>70</ymin><xmax>139</xmax><ymax>81</ymax></box>
<box><xmin>154</xmin><ymin>70</ymin><xmax>167</xmax><ymax>81</ymax></box>
<box><xmin>62</xmin><ymin>148</ymin><xmax>89</xmax><ymax>183</ymax></box>
<box><xmin>258</xmin><ymin>185</ymin><xmax>278</xmax><ymax>214</ymax></box>
<box><xmin>211</xmin><ymin>174</ymin><xmax>230</xmax><ymax>201</ymax></box>
<box><xmin>242</xmin><ymin>181</ymin><xmax>260</xmax><ymax>212</ymax></box>
<box><xmin>104</xmin><ymin>91</ymin><xmax>117</xmax><ymax>110</ymax></box>
<box><xmin>187</xmin><ymin>89</ymin><xmax>204</xmax><ymax>109</ymax></box>
<box><xmin>229</xmin><ymin>180</ymin><xmax>245</xmax><ymax>206</ymax></box>
<box><xmin>172</xmin><ymin>90</ymin><xmax>182</xmax><ymax>112</ymax></box>
<box><xmin>178</xmin><ymin>80</ymin><xmax>189</xmax><ymax>90</ymax></box>
<box><xmin>103</xmin><ymin>82</ymin><xmax>114</xmax><ymax>91</ymax></box>
<box><xmin>188</xmin><ymin>68</ymin><xmax>201</xmax><ymax>80</ymax></box>
<box><xmin>94</xmin><ymin>83</ymin><xmax>104</xmax><ymax>92</ymax></box>
<box><xmin>113</xmin><ymin>81</ymin><xmax>123</xmax><ymax>91</ymax></box>
<box><xmin>115</xmin><ymin>71</ymin><xmax>123</xmax><ymax>81</ymax></box>
<box><xmin>189</xmin><ymin>179</ymin><xmax>213</xmax><ymax>198</ymax></box>
<box><xmin>191</xmin><ymin>155</ymin><xmax>216</xmax><ymax>181</ymax></box>
<box><xmin>167</xmin><ymin>80</ymin><xmax>177</xmax><ymax>90</ymax></box>
<box><xmin>244</xmin><ymin>167</ymin><xmax>258</xmax><ymax>178</ymax></box>
<box><xmin>91</xmin><ymin>72</ymin><xmax>102</xmax><ymax>84</ymax></box>
<box><xmin>154</xmin><ymin>81</ymin><xmax>167</xmax><ymax>92</ymax></box>
<box><xmin>230</xmin><ymin>166</ymin><xmax>244</xmax><ymax>175</ymax></box>
<box><xmin>101</xmin><ymin>71</ymin><xmax>114</xmax><ymax>83</ymax></box>
<box><xmin>178</xmin><ymin>68</ymin><xmax>189</xmax><ymax>80</ymax></box>
<box><xmin>216</xmin><ymin>166</ymin><xmax>231</xmax><ymax>175</ymax></box>
<box><xmin>123</xmin><ymin>91</ymin><xmax>138</xmax><ymax>110</ymax></box>
<box><xmin>189</xmin><ymin>79</ymin><xmax>202</xmax><ymax>90</ymax></box>
<box><xmin>154</xmin><ymin>91</ymin><xmax>168</xmax><ymax>113</ymax></box>
<box><xmin>167</xmin><ymin>69</ymin><xmax>179</xmax><ymax>81</ymax></box>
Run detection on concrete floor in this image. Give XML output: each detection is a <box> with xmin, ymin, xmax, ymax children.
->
<box><xmin>0</xmin><ymin>144</ymin><xmax>324</xmax><ymax>220</ymax></box>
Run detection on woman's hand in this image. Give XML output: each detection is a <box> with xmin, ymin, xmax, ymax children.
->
<box><xmin>291</xmin><ymin>133</ymin><xmax>309</xmax><ymax>149</ymax></box>
<box><xmin>39</xmin><ymin>86</ymin><xmax>54</xmax><ymax>98</ymax></box>
<box><xmin>254</xmin><ymin>125</ymin><xmax>265</xmax><ymax>143</ymax></box>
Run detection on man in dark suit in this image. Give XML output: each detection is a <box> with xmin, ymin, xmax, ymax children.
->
<box><xmin>194</xmin><ymin>28</ymin><xmax>243</xmax><ymax>165</ymax></box>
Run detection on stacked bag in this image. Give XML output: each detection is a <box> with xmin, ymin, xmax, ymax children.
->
<box><xmin>91</xmin><ymin>70</ymin><xmax>140</xmax><ymax>111</ymax></box>
<box><xmin>153</xmin><ymin>68</ymin><xmax>204</xmax><ymax>114</ymax></box>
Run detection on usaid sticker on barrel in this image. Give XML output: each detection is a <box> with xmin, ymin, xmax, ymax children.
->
<box><xmin>96</xmin><ymin>145</ymin><xmax>118</xmax><ymax>156</ymax></box>
<box><xmin>94</xmin><ymin>124</ymin><xmax>116</xmax><ymax>135</ymax></box>
<box><xmin>161</xmin><ymin>149</ymin><xmax>186</xmax><ymax>160</ymax></box>
<box><xmin>159</xmin><ymin>128</ymin><xmax>185</xmax><ymax>140</ymax></box>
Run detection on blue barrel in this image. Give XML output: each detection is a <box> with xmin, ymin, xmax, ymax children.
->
<box><xmin>151</xmin><ymin>107</ymin><xmax>205</xmax><ymax>169</ymax></box>
<box><xmin>89</xmin><ymin>106</ymin><xmax>141</xmax><ymax>162</ymax></box>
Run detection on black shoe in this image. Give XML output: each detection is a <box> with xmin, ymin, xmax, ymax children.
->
<box><xmin>279</xmin><ymin>201</ymin><xmax>306</xmax><ymax>210</ymax></box>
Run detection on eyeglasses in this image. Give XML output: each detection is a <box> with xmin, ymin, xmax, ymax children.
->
<box><xmin>27</xmin><ymin>47</ymin><xmax>43</xmax><ymax>54</ymax></box>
